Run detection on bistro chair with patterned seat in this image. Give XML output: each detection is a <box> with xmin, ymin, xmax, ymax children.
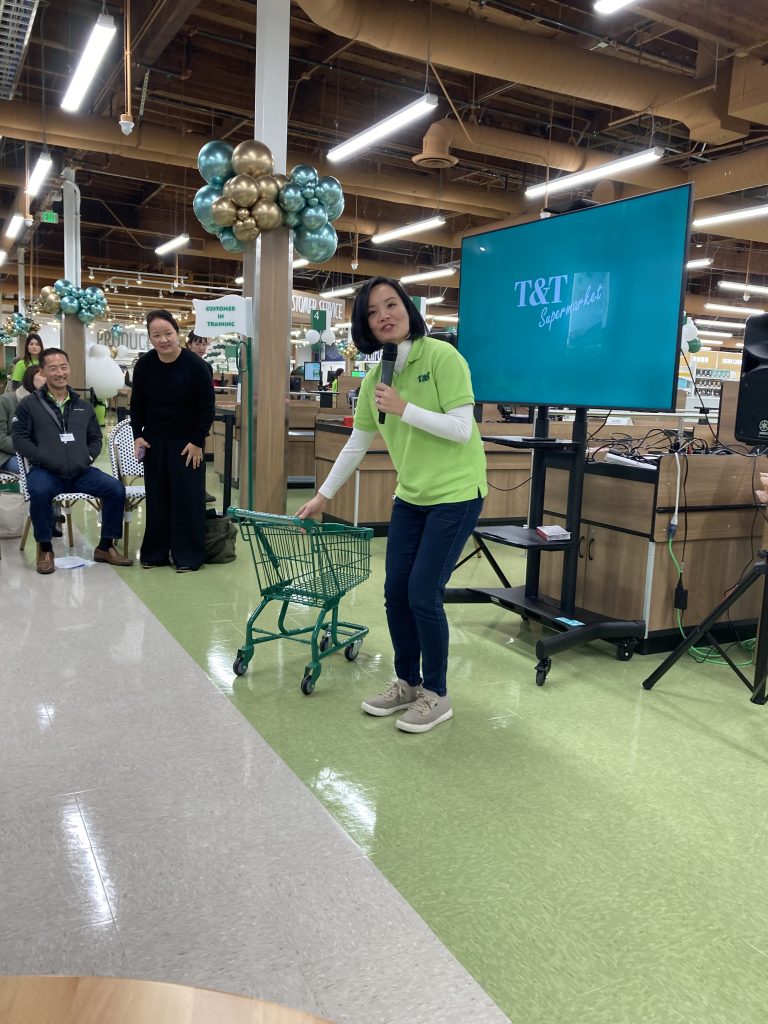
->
<box><xmin>108</xmin><ymin>417</ymin><xmax>145</xmax><ymax>552</ymax></box>
<box><xmin>16</xmin><ymin>459</ymin><xmax>101</xmax><ymax>551</ymax></box>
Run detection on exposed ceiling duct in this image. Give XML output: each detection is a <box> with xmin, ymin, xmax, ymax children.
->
<box><xmin>0</xmin><ymin>0</ymin><xmax>38</xmax><ymax>100</ymax></box>
<box><xmin>296</xmin><ymin>0</ymin><xmax>752</xmax><ymax>144</ymax></box>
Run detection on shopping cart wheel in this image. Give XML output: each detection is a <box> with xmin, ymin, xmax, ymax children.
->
<box><xmin>344</xmin><ymin>640</ymin><xmax>362</xmax><ymax>661</ymax></box>
<box><xmin>300</xmin><ymin>671</ymin><xmax>316</xmax><ymax>696</ymax></box>
<box><xmin>233</xmin><ymin>654</ymin><xmax>249</xmax><ymax>676</ymax></box>
<box><xmin>319</xmin><ymin>632</ymin><xmax>332</xmax><ymax>653</ymax></box>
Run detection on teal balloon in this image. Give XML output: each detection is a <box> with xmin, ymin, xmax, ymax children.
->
<box><xmin>84</xmin><ymin>285</ymin><xmax>104</xmax><ymax>301</ymax></box>
<box><xmin>193</xmin><ymin>183</ymin><xmax>223</xmax><ymax>230</ymax></box>
<box><xmin>316</xmin><ymin>176</ymin><xmax>343</xmax><ymax>207</ymax></box>
<box><xmin>302</xmin><ymin>186</ymin><xmax>316</xmax><ymax>200</ymax></box>
<box><xmin>217</xmin><ymin>227</ymin><xmax>246</xmax><ymax>252</ymax></box>
<box><xmin>301</xmin><ymin>205</ymin><xmax>328</xmax><ymax>231</ymax></box>
<box><xmin>77</xmin><ymin>310</ymin><xmax>95</xmax><ymax>324</ymax></box>
<box><xmin>54</xmin><ymin>278</ymin><xmax>72</xmax><ymax>296</ymax></box>
<box><xmin>291</xmin><ymin>164</ymin><xmax>318</xmax><ymax>190</ymax></box>
<box><xmin>325</xmin><ymin>194</ymin><xmax>345</xmax><ymax>222</ymax></box>
<box><xmin>293</xmin><ymin>223</ymin><xmax>337</xmax><ymax>264</ymax></box>
<box><xmin>282</xmin><ymin>210</ymin><xmax>301</xmax><ymax>228</ymax></box>
<box><xmin>197</xmin><ymin>140</ymin><xmax>234</xmax><ymax>186</ymax></box>
<box><xmin>60</xmin><ymin>296</ymin><xmax>79</xmax><ymax>315</ymax></box>
<box><xmin>278</xmin><ymin>182</ymin><xmax>305</xmax><ymax>213</ymax></box>
<box><xmin>306</xmin><ymin>197</ymin><xmax>319</xmax><ymax>207</ymax></box>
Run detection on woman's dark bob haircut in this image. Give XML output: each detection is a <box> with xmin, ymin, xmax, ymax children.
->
<box><xmin>145</xmin><ymin>309</ymin><xmax>180</xmax><ymax>334</ymax></box>
<box><xmin>351</xmin><ymin>276</ymin><xmax>427</xmax><ymax>355</ymax></box>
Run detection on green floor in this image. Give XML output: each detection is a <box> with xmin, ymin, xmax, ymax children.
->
<box><xmin>107</xmin><ymin>482</ymin><xmax>768</xmax><ymax>1023</ymax></box>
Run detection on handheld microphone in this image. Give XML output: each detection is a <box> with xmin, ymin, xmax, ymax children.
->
<box><xmin>378</xmin><ymin>343</ymin><xmax>398</xmax><ymax>424</ymax></box>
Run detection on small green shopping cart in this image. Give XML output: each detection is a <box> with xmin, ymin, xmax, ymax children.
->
<box><xmin>228</xmin><ymin>509</ymin><xmax>373</xmax><ymax>695</ymax></box>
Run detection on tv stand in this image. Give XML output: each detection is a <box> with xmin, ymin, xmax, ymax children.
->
<box><xmin>449</xmin><ymin>406</ymin><xmax>645</xmax><ymax>686</ymax></box>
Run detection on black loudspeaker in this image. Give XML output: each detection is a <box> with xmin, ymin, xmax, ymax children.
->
<box><xmin>734</xmin><ymin>313</ymin><xmax>768</xmax><ymax>445</ymax></box>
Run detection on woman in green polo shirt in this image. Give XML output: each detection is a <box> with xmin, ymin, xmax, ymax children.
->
<box><xmin>297</xmin><ymin>277</ymin><xmax>487</xmax><ymax>733</ymax></box>
<box><xmin>10</xmin><ymin>332</ymin><xmax>43</xmax><ymax>390</ymax></box>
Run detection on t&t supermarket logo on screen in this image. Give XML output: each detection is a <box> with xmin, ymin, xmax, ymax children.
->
<box><xmin>513</xmin><ymin>272</ymin><xmax>609</xmax><ymax>336</ymax></box>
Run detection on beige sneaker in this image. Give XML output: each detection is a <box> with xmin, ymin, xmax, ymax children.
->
<box><xmin>361</xmin><ymin>679</ymin><xmax>420</xmax><ymax>717</ymax></box>
<box><xmin>396</xmin><ymin>690</ymin><xmax>453</xmax><ymax>733</ymax></box>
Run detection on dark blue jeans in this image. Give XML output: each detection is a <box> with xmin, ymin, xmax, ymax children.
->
<box><xmin>385</xmin><ymin>495</ymin><xmax>484</xmax><ymax>697</ymax></box>
<box><xmin>27</xmin><ymin>466</ymin><xmax>126</xmax><ymax>543</ymax></box>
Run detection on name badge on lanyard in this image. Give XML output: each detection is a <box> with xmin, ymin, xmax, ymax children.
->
<box><xmin>59</xmin><ymin>432</ymin><xmax>75</xmax><ymax>443</ymax></box>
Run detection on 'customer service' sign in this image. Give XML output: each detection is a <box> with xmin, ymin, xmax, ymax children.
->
<box><xmin>193</xmin><ymin>295</ymin><xmax>253</xmax><ymax>336</ymax></box>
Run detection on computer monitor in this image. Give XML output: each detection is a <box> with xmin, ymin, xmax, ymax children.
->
<box><xmin>303</xmin><ymin>361</ymin><xmax>321</xmax><ymax>382</ymax></box>
<box><xmin>350</xmin><ymin>369</ymin><xmax>366</xmax><ymax>378</ymax></box>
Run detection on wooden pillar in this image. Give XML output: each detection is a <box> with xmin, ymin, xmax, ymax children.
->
<box><xmin>238</xmin><ymin>0</ymin><xmax>291</xmax><ymax>513</ymax></box>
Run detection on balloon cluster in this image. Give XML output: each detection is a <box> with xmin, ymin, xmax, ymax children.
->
<box><xmin>337</xmin><ymin>338</ymin><xmax>359</xmax><ymax>361</ymax></box>
<box><xmin>305</xmin><ymin>327</ymin><xmax>336</xmax><ymax>353</ymax></box>
<box><xmin>681</xmin><ymin>314</ymin><xmax>702</xmax><ymax>355</ymax></box>
<box><xmin>39</xmin><ymin>280</ymin><xmax>108</xmax><ymax>325</ymax></box>
<box><xmin>3</xmin><ymin>311</ymin><xmax>36</xmax><ymax>336</ymax></box>
<box><xmin>111</xmin><ymin>324</ymin><xmax>124</xmax><ymax>338</ymax></box>
<box><xmin>193</xmin><ymin>139</ymin><xmax>344</xmax><ymax>262</ymax></box>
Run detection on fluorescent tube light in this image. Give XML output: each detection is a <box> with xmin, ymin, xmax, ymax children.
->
<box><xmin>431</xmin><ymin>315</ymin><xmax>459</xmax><ymax>323</ymax></box>
<box><xmin>698</xmin><ymin>341</ymin><xmax>723</xmax><ymax>347</ymax></box>
<box><xmin>61</xmin><ymin>13</ymin><xmax>118</xmax><ymax>112</ymax></box>
<box><xmin>693</xmin><ymin>204</ymin><xmax>768</xmax><ymax>229</ymax></box>
<box><xmin>697</xmin><ymin>330</ymin><xmax>733</xmax><ymax>339</ymax></box>
<box><xmin>328</xmin><ymin>94</ymin><xmax>438</xmax><ymax>163</ymax></box>
<box><xmin>400</xmin><ymin>267</ymin><xmax>457</xmax><ymax>284</ymax></box>
<box><xmin>5</xmin><ymin>213</ymin><xmax>24</xmax><ymax>239</ymax></box>
<box><xmin>594</xmin><ymin>0</ymin><xmax>639</xmax><ymax>13</ymax></box>
<box><xmin>694</xmin><ymin>320</ymin><xmax>745</xmax><ymax>330</ymax></box>
<box><xmin>525</xmin><ymin>147</ymin><xmax>663</xmax><ymax>200</ymax></box>
<box><xmin>705</xmin><ymin>302</ymin><xmax>765</xmax><ymax>316</ymax></box>
<box><xmin>686</xmin><ymin>257</ymin><xmax>713</xmax><ymax>269</ymax></box>
<box><xmin>372</xmin><ymin>216</ymin><xmax>445</xmax><ymax>245</ymax></box>
<box><xmin>423</xmin><ymin>296</ymin><xmax>445</xmax><ymax>306</ymax></box>
<box><xmin>320</xmin><ymin>286</ymin><xmax>355</xmax><ymax>298</ymax></box>
<box><xmin>234</xmin><ymin>276</ymin><xmax>244</xmax><ymax>285</ymax></box>
<box><xmin>718</xmin><ymin>279</ymin><xmax>768</xmax><ymax>297</ymax></box>
<box><xmin>155</xmin><ymin>233</ymin><xmax>189</xmax><ymax>255</ymax></box>
<box><xmin>26</xmin><ymin>153</ymin><xmax>54</xmax><ymax>197</ymax></box>
<box><xmin>293</xmin><ymin>258</ymin><xmax>309</xmax><ymax>269</ymax></box>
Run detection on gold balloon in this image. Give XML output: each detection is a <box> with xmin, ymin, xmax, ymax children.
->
<box><xmin>255</xmin><ymin>175</ymin><xmax>279</xmax><ymax>202</ymax></box>
<box><xmin>233</xmin><ymin>219</ymin><xmax>260</xmax><ymax>243</ymax></box>
<box><xmin>210</xmin><ymin>196</ymin><xmax>237</xmax><ymax>227</ymax></box>
<box><xmin>222</xmin><ymin>178</ymin><xmax>234</xmax><ymax>198</ymax></box>
<box><xmin>40</xmin><ymin>285</ymin><xmax>56</xmax><ymax>300</ymax></box>
<box><xmin>272</xmin><ymin>173</ymin><xmax>288</xmax><ymax>191</ymax></box>
<box><xmin>43</xmin><ymin>295</ymin><xmax>61</xmax><ymax>314</ymax></box>
<box><xmin>236</xmin><ymin>207</ymin><xmax>250</xmax><ymax>221</ymax></box>
<box><xmin>251</xmin><ymin>199</ymin><xmax>283</xmax><ymax>231</ymax></box>
<box><xmin>227</xmin><ymin>173</ymin><xmax>260</xmax><ymax>208</ymax></box>
<box><xmin>231</xmin><ymin>139</ymin><xmax>274</xmax><ymax>177</ymax></box>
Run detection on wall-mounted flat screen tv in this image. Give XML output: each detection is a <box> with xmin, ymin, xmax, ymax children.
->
<box><xmin>303</xmin><ymin>361</ymin><xmax>321</xmax><ymax>382</ymax></box>
<box><xmin>458</xmin><ymin>184</ymin><xmax>693</xmax><ymax>411</ymax></box>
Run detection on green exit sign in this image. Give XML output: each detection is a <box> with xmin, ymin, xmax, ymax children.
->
<box><xmin>41</xmin><ymin>210</ymin><xmax>59</xmax><ymax>224</ymax></box>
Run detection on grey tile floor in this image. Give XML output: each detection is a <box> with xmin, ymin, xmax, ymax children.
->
<box><xmin>0</xmin><ymin>534</ymin><xmax>509</xmax><ymax>1024</ymax></box>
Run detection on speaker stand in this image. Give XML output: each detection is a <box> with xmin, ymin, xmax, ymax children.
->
<box><xmin>642</xmin><ymin>552</ymin><xmax>768</xmax><ymax>704</ymax></box>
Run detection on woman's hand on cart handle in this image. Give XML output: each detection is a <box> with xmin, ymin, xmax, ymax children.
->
<box><xmin>296</xmin><ymin>493</ymin><xmax>328</xmax><ymax>520</ymax></box>
<box><xmin>134</xmin><ymin>436</ymin><xmax>150</xmax><ymax>461</ymax></box>
<box><xmin>181</xmin><ymin>442</ymin><xmax>204</xmax><ymax>468</ymax></box>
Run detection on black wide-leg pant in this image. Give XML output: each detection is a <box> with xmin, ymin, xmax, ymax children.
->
<box><xmin>140</xmin><ymin>435</ymin><xmax>206</xmax><ymax>569</ymax></box>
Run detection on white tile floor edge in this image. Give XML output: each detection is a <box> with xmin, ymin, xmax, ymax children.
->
<box><xmin>0</xmin><ymin>537</ymin><xmax>510</xmax><ymax>1024</ymax></box>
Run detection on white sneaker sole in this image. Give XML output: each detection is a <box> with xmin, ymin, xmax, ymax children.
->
<box><xmin>361</xmin><ymin>700</ymin><xmax>415</xmax><ymax>717</ymax></box>
<box><xmin>396</xmin><ymin>707</ymin><xmax>453</xmax><ymax>733</ymax></box>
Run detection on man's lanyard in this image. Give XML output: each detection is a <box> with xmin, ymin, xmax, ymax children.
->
<box><xmin>35</xmin><ymin>390</ymin><xmax>71</xmax><ymax>432</ymax></box>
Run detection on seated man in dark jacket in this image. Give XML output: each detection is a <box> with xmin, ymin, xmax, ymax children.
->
<box><xmin>11</xmin><ymin>347</ymin><xmax>133</xmax><ymax>575</ymax></box>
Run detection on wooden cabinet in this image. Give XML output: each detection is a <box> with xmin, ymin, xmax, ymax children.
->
<box><xmin>539</xmin><ymin>454</ymin><xmax>768</xmax><ymax>642</ymax></box>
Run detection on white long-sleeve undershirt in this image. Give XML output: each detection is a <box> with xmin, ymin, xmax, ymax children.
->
<box><xmin>318</xmin><ymin>344</ymin><xmax>475</xmax><ymax>500</ymax></box>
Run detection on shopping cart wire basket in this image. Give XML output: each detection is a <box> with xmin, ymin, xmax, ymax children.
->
<box><xmin>228</xmin><ymin>508</ymin><xmax>373</xmax><ymax>694</ymax></box>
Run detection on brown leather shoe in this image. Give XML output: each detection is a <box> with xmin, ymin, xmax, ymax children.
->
<box><xmin>93</xmin><ymin>545</ymin><xmax>134</xmax><ymax>567</ymax></box>
<box><xmin>36</xmin><ymin>549</ymin><xmax>55</xmax><ymax>575</ymax></box>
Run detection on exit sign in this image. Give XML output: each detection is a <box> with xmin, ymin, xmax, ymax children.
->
<box><xmin>41</xmin><ymin>210</ymin><xmax>58</xmax><ymax>224</ymax></box>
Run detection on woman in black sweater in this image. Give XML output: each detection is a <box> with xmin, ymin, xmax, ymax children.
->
<box><xmin>130</xmin><ymin>310</ymin><xmax>215</xmax><ymax>571</ymax></box>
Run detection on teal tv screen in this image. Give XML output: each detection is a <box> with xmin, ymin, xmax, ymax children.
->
<box><xmin>458</xmin><ymin>184</ymin><xmax>692</xmax><ymax>411</ymax></box>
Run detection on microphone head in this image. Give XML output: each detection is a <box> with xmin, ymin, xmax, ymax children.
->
<box><xmin>381</xmin><ymin>342</ymin><xmax>398</xmax><ymax>361</ymax></box>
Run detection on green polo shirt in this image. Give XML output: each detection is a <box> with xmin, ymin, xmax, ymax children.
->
<box><xmin>354</xmin><ymin>336</ymin><xmax>487</xmax><ymax>506</ymax></box>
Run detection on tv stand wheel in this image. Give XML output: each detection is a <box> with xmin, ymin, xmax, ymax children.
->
<box><xmin>616</xmin><ymin>639</ymin><xmax>637</xmax><ymax>662</ymax></box>
<box><xmin>535</xmin><ymin>657</ymin><xmax>551</xmax><ymax>686</ymax></box>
